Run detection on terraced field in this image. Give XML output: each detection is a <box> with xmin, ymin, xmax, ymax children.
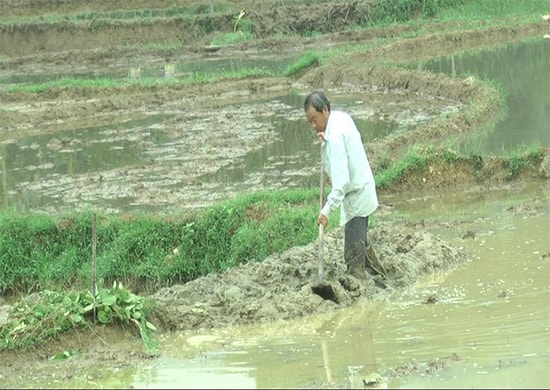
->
<box><xmin>0</xmin><ymin>1</ymin><xmax>548</xmax><ymax>388</ymax></box>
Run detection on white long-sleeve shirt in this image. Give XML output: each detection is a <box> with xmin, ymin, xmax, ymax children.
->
<box><xmin>321</xmin><ymin>110</ymin><xmax>378</xmax><ymax>226</ymax></box>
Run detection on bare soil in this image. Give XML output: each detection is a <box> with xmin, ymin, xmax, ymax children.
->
<box><xmin>0</xmin><ymin>0</ymin><xmax>549</xmax><ymax>387</ymax></box>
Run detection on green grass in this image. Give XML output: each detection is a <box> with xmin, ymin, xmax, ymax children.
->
<box><xmin>283</xmin><ymin>52</ymin><xmax>321</xmax><ymax>76</ymax></box>
<box><xmin>211</xmin><ymin>13</ymin><xmax>254</xmax><ymax>45</ymax></box>
<box><xmin>369</xmin><ymin>0</ymin><xmax>464</xmax><ymax>24</ymax></box>
<box><xmin>3</xmin><ymin>68</ymin><xmax>275</xmax><ymax>93</ymax></box>
<box><xmin>0</xmin><ymin>188</ymin><xmax>334</xmax><ymax>296</ymax></box>
<box><xmin>501</xmin><ymin>143</ymin><xmax>544</xmax><ymax>178</ymax></box>
<box><xmin>375</xmin><ymin>146</ymin><xmax>453</xmax><ymax>188</ymax></box>
<box><xmin>211</xmin><ymin>30</ymin><xmax>254</xmax><ymax>45</ymax></box>
<box><xmin>367</xmin><ymin>0</ymin><xmax>550</xmax><ymax>26</ymax></box>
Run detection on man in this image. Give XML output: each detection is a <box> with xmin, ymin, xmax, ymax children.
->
<box><xmin>304</xmin><ymin>90</ymin><xmax>379</xmax><ymax>282</ymax></box>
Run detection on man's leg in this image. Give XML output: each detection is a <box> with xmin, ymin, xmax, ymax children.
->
<box><xmin>344</xmin><ymin>216</ymin><xmax>367</xmax><ymax>280</ymax></box>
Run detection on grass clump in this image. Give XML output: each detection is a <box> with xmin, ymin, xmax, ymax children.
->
<box><xmin>436</xmin><ymin>0</ymin><xmax>550</xmax><ymax>21</ymax></box>
<box><xmin>368</xmin><ymin>0</ymin><xmax>548</xmax><ymax>26</ymax></box>
<box><xmin>283</xmin><ymin>52</ymin><xmax>321</xmax><ymax>76</ymax></box>
<box><xmin>501</xmin><ymin>143</ymin><xmax>543</xmax><ymax>178</ymax></box>
<box><xmin>369</xmin><ymin>0</ymin><xmax>464</xmax><ymax>24</ymax></box>
<box><xmin>211</xmin><ymin>30</ymin><xmax>254</xmax><ymax>46</ymax></box>
<box><xmin>211</xmin><ymin>9</ymin><xmax>254</xmax><ymax>46</ymax></box>
<box><xmin>376</xmin><ymin>146</ymin><xmax>462</xmax><ymax>189</ymax></box>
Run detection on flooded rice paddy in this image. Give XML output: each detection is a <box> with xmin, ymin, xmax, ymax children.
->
<box><xmin>0</xmin><ymin>23</ymin><xmax>549</xmax><ymax>389</ymax></box>
<box><xmin>1</xmin><ymin>39</ymin><xmax>548</xmax><ymax>216</ymax></box>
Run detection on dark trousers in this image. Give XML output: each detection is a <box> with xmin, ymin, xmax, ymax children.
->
<box><xmin>344</xmin><ymin>216</ymin><xmax>368</xmax><ymax>280</ymax></box>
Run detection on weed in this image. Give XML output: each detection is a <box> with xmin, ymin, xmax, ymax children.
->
<box><xmin>501</xmin><ymin>143</ymin><xmax>543</xmax><ymax>178</ymax></box>
<box><xmin>0</xmin><ymin>282</ymin><xmax>159</xmax><ymax>354</ymax></box>
<box><xmin>369</xmin><ymin>0</ymin><xmax>464</xmax><ymax>25</ymax></box>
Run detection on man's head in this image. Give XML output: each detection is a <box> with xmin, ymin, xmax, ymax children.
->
<box><xmin>304</xmin><ymin>90</ymin><xmax>331</xmax><ymax>135</ymax></box>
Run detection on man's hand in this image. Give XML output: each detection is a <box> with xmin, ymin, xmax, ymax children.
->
<box><xmin>318</xmin><ymin>213</ymin><xmax>328</xmax><ymax>228</ymax></box>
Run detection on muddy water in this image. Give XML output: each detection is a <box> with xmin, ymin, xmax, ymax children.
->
<box><xmin>375</xmin><ymin>182</ymin><xmax>550</xmax><ymax>388</ymax></box>
<box><xmin>118</xmin><ymin>183</ymin><xmax>547</xmax><ymax>389</ymax></box>
<box><xmin>0</xmin><ymin>93</ymin><xmax>401</xmax><ymax>213</ymax></box>
<box><xmin>212</xmin><ymin>93</ymin><xmax>398</xmax><ymax>188</ymax></box>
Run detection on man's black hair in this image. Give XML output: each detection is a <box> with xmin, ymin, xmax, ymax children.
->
<box><xmin>304</xmin><ymin>90</ymin><xmax>331</xmax><ymax>113</ymax></box>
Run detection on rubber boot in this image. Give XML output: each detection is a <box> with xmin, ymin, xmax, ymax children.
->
<box><xmin>344</xmin><ymin>217</ymin><xmax>367</xmax><ymax>281</ymax></box>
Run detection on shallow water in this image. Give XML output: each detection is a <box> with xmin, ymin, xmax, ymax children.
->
<box><xmin>0</xmin><ymin>54</ymin><xmax>299</xmax><ymax>86</ymax></box>
<box><xmin>418</xmin><ymin>37</ymin><xmax>550</xmax><ymax>154</ymax></box>
<box><xmin>381</xmin><ymin>204</ymin><xmax>550</xmax><ymax>387</ymax></box>
<box><xmin>122</xmin><ymin>182</ymin><xmax>548</xmax><ymax>389</ymax></box>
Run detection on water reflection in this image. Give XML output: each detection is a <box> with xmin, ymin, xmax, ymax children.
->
<box><xmin>417</xmin><ymin>38</ymin><xmax>550</xmax><ymax>154</ymax></box>
<box><xmin>211</xmin><ymin>113</ymin><xmax>396</xmax><ymax>188</ymax></box>
<box><xmin>0</xmin><ymin>114</ymin><xmax>173</xmax><ymax>212</ymax></box>
<box><xmin>134</xmin><ymin>355</ymin><xmax>257</xmax><ymax>389</ymax></box>
<box><xmin>136</xmin><ymin>301</ymin><xmax>382</xmax><ymax>389</ymax></box>
<box><xmin>1</xmin><ymin>114</ymin><xmax>172</xmax><ymax>179</ymax></box>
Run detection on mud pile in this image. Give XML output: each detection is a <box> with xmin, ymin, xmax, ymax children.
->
<box><xmin>151</xmin><ymin>223</ymin><xmax>467</xmax><ymax>331</ymax></box>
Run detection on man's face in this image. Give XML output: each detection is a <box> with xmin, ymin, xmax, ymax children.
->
<box><xmin>305</xmin><ymin>105</ymin><xmax>329</xmax><ymax>135</ymax></box>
